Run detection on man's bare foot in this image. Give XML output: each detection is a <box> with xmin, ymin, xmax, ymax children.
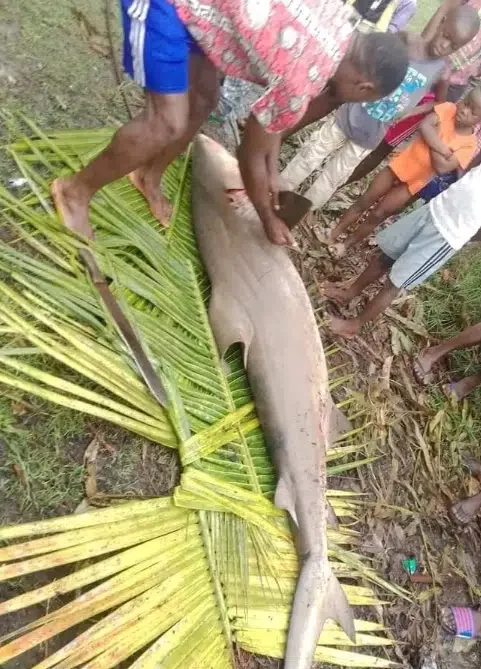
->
<box><xmin>443</xmin><ymin>374</ymin><xmax>481</xmax><ymax>401</ymax></box>
<box><xmin>329</xmin><ymin>242</ymin><xmax>346</xmax><ymax>259</ymax></box>
<box><xmin>263</xmin><ymin>216</ymin><xmax>295</xmax><ymax>246</ymax></box>
<box><xmin>327</xmin><ymin>314</ymin><xmax>360</xmax><ymax>339</ymax></box>
<box><xmin>450</xmin><ymin>492</ymin><xmax>481</xmax><ymax>524</ymax></box>
<box><xmin>51</xmin><ymin>177</ymin><xmax>94</xmax><ymax>240</ymax></box>
<box><xmin>320</xmin><ymin>281</ymin><xmax>354</xmax><ymax>305</ymax></box>
<box><xmin>128</xmin><ymin>170</ymin><xmax>172</xmax><ymax>227</ymax></box>
<box><xmin>413</xmin><ymin>347</ymin><xmax>440</xmax><ymax>385</ymax></box>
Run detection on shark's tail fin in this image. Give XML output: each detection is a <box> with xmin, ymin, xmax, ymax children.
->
<box><xmin>284</xmin><ymin>562</ymin><xmax>355</xmax><ymax>669</ymax></box>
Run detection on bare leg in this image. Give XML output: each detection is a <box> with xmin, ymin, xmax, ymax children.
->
<box><xmin>444</xmin><ymin>374</ymin><xmax>481</xmax><ymax>400</ymax></box>
<box><xmin>130</xmin><ymin>53</ymin><xmax>219</xmax><ymax>221</ymax></box>
<box><xmin>415</xmin><ymin>322</ymin><xmax>481</xmax><ymax>383</ymax></box>
<box><xmin>321</xmin><ymin>250</ymin><xmax>392</xmax><ymax>304</ymax></box>
<box><xmin>339</xmin><ymin>181</ymin><xmax>411</xmax><ymax>254</ymax></box>
<box><xmin>345</xmin><ymin>140</ymin><xmax>392</xmax><ymax>185</ymax></box>
<box><xmin>52</xmin><ymin>53</ymin><xmax>219</xmax><ymax>238</ymax></box>
<box><xmin>327</xmin><ymin>277</ymin><xmax>399</xmax><ymax>338</ymax></box>
<box><xmin>329</xmin><ymin>167</ymin><xmax>396</xmax><ymax>244</ymax></box>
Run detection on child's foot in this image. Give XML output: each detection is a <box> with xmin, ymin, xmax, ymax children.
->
<box><xmin>443</xmin><ymin>374</ymin><xmax>481</xmax><ymax>401</ymax></box>
<box><xmin>441</xmin><ymin>606</ymin><xmax>481</xmax><ymax>638</ymax></box>
<box><xmin>413</xmin><ymin>347</ymin><xmax>439</xmax><ymax>385</ymax></box>
<box><xmin>319</xmin><ymin>281</ymin><xmax>354</xmax><ymax>305</ymax></box>
<box><xmin>128</xmin><ymin>170</ymin><xmax>172</xmax><ymax>227</ymax></box>
<box><xmin>327</xmin><ymin>315</ymin><xmax>360</xmax><ymax>339</ymax></box>
<box><xmin>450</xmin><ymin>493</ymin><xmax>481</xmax><ymax>524</ymax></box>
<box><xmin>51</xmin><ymin>177</ymin><xmax>94</xmax><ymax>240</ymax></box>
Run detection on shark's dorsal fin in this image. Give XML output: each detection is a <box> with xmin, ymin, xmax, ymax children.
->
<box><xmin>274</xmin><ymin>476</ymin><xmax>298</xmax><ymax>526</ymax></box>
<box><xmin>209</xmin><ymin>286</ymin><xmax>254</xmax><ymax>366</ymax></box>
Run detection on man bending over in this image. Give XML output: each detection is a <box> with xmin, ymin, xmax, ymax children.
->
<box><xmin>52</xmin><ymin>0</ymin><xmax>408</xmax><ymax>247</ymax></box>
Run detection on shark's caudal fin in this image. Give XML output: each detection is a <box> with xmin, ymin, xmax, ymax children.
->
<box><xmin>284</xmin><ymin>563</ymin><xmax>356</xmax><ymax>669</ymax></box>
<box><xmin>209</xmin><ymin>287</ymin><xmax>254</xmax><ymax>366</ymax></box>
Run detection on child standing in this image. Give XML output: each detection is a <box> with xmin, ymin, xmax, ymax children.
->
<box><xmin>329</xmin><ymin>90</ymin><xmax>481</xmax><ymax>254</ymax></box>
<box><xmin>280</xmin><ymin>5</ymin><xmax>480</xmax><ymax>213</ymax></box>
<box><xmin>320</xmin><ymin>163</ymin><xmax>481</xmax><ymax>339</ymax></box>
<box><xmin>345</xmin><ymin>0</ymin><xmax>481</xmax><ymax>186</ymax></box>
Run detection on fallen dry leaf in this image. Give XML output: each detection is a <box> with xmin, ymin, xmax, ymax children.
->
<box><xmin>12</xmin><ymin>463</ymin><xmax>28</xmax><ymax>488</ymax></box>
<box><xmin>83</xmin><ymin>437</ymin><xmax>101</xmax><ymax>499</ymax></box>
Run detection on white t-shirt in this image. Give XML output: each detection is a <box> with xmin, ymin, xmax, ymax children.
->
<box><xmin>430</xmin><ymin>166</ymin><xmax>481</xmax><ymax>250</ymax></box>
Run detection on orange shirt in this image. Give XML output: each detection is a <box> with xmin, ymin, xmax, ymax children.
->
<box><xmin>390</xmin><ymin>103</ymin><xmax>477</xmax><ymax>195</ymax></box>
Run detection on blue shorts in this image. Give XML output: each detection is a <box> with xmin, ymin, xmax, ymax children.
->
<box><xmin>419</xmin><ymin>172</ymin><xmax>458</xmax><ymax>203</ymax></box>
<box><xmin>120</xmin><ymin>0</ymin><xmax>202</xmax><ymax>94</ymax></box>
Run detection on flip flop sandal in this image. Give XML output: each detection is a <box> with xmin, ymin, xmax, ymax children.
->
<box><xmin>441</xmin><ymin>606</ymin><xmax>480</xmax><ymax>639</ymax></box>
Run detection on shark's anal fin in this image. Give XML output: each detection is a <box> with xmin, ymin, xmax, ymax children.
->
<box><xmin>326</xmin><ymin>501</ymin><xmax>339</xmax><ymax>527</ymax></box>
<box><xmin>274</xmin><ymin>476</ymin><xmax>298</xmax><ymax>526</ymax></box>
<box><xmin>209</xmin><ymin>286</ymin><xmax>254</xmax><ymax>365</ymax></box>
<box><xmin>328</xmin><ymin>402</ymin><xmax>351</xmax><ymax>445</ymax></box>
<box><xmin>326</xmin><ymin>569</ymin><xmax>356</xmax><ymax>643</ymax></box>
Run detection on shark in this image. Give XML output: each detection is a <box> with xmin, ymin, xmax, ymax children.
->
<box><xmin>191</xmin><ymin>134</ymin><xmax>356</xmax><ymax>669</ymax></box>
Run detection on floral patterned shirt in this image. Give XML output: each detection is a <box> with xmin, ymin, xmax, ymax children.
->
<box><xmin>173</xmin><ymin>0</ymin><xmax>355</xmax><ymax>132</ymax></box>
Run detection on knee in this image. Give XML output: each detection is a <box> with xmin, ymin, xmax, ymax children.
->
<box><xmin>145</xmin><ymin>107</ymin><xmax>188</xmax><ymax>143</ymax></box>
<box><xmin>191</xmin><ymin>85</ymin><xmax>219</xmax><ymax>119</ymax></box>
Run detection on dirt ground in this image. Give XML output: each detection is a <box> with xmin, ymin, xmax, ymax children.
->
<box><xmin>1</xmin><ymin>2</ymin><xmax>480</xmax><ymax>669</ymax></box>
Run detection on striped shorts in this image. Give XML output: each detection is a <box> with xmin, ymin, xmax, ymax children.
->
<box><xmin>376</xmin><ymin>204</ymin><xmax>455</xmax><ymax>290</ymax></box>
<box><xmin>120</xmin><ymin>0</ymin><xmax>201</xmax><ymax>94</ymax></box>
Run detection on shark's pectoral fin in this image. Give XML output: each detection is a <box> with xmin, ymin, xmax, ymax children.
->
<box><xmin>328</xmin><ymin>402</ymin><xmax>351</xmax><ymax>445</ymax></box>
<box><xmin>209</xmin><ymin>286</ymin><xmax>254</xmax><ymax>365</ymax></box>
<box><xmin>274</xmin><ymin>476</ymin><xmax>298</xmax><ymax>526</ymax></box>
<box><xmin>326</xmin><ymin>568</ymin><xmax>356</xmax><ymax>643</ymax></box>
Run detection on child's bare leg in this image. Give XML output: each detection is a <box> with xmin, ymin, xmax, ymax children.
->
<box><xmin>340</xmin><ymin>181</ymin><xmax>411</xmax><ymax>254</ymax></box>
<box><xmin>321</xmin><ymin>250</ymin><xmax>392</xmax><ymax>304</ymax></box>
<box><xmin>329</xmin><ymin>167</ymin><xmax>396</xmax><ymax>243</ymax></box>
<box><xmin>327</xmin><ymin>277</ymin><xmax>400</xmax><ymax>338</ymax></box>
<box><xmin>415</xmin><ymin>322</ymin><xmax>481</xmax><ymax>383</ymax></box>
<box><xmin>52</xmin><ymin>54</ymin><xmax>218</xmax><ymax>238</ymax></box>
<box><xmin>345</xmin><ymin>140</ymin><xmax>392</xmax><ymax>185</ymax></box>
<box><xmin>444</xmin><ymin>374</ymin><xmax>481</xmax><ymax>401</ymax></box>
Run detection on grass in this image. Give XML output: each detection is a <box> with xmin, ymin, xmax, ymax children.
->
<box><xmin>0</xmin><ymin>395</ymin><xmax>87</xmax><ymax>520</ymax></box>
<box><xmin>419</xmin><ymin>246</ymin><xmax>481</xmax><ymax>463</ymax></box>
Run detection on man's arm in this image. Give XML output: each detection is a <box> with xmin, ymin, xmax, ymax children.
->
<box><xmin>419</xmin><ymin>111</ymin><xmax>452</xmax><ymax>157</ymax></box>
<box><xmin>238</xmin><ymin>115</ymin><xmax>294</xmax><ymax>246</ymax></box>
<box><xmin>282</xmin><ymin>91</ymin><xmax>337</xmax><ymax>140</ymax></box>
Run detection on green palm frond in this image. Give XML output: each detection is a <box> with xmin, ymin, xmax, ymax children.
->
<box><xmin>0</xmin><ymin>122</ymin><xmax>406</xmax><ymax>668</ymax></box>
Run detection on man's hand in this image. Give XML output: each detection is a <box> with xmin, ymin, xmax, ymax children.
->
<box><xmin>238</xmin><ymin>114</ymin><xmax>295</xmax><ymax>246</ymax></box>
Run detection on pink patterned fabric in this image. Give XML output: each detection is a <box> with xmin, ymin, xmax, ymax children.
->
<box><xmin>173</xmin><ymin>0</ymin><xmax>354</xmax><ymax>132</ymax></box>
<box><xmin>451</xmin><ymin>606</ymin><xmax>475</xmax><ymax>638</ymax></box>
<box><xmin>449</xmin><ymin>0</ymin><xmax>481</xmax><ymax>86</ymax></box>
